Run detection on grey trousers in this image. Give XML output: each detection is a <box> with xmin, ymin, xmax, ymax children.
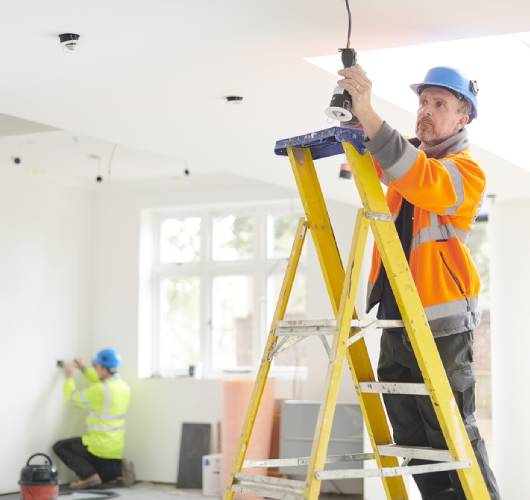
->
<box><xmin>377</xmin><ymin>330</ymin><xmax>501</xmax><ymax>499</ymax></box>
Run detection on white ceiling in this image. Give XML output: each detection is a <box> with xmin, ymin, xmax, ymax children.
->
<box><xmin>0</xmin><ymin>0</ymin><xmax>529</xmax><ymax>199</ymax></box>
<box><xmin>0</xmin><ymin>125</ymin><xmax>188</xmax><ymax>183</ymax></box>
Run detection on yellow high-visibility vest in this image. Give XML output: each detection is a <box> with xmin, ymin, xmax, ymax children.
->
<box><xmin>64</xmin><ymin>367</ymin><xmax>131</xmax><ymax>459</ymax></box>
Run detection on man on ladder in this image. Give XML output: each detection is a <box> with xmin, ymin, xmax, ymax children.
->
<box><xmin>337</xmin><ymin>64</ymin><xmax>500</xmax><ymax>499</ymax></box>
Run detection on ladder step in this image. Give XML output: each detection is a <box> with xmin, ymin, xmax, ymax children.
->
<box><xmin>243</xmin><ymin>447</ymin><xmax>454</xmax><ymax>470</ymax></box>
<box><xmin>244</xmin><ymin>451</ymin><xmax>375</xmax><ymax>468</ymax></box>
<box><xmin>276</xmin><ymin>319</ymin><xmax>336</xmax><ymax>336</ymax></box>
<box><xmin>359</xmin><ymin>382</ymin><xmax>429</xmax><ymax>395</ymax></box>
<box><xmin>315</xmin><ymin>460</ymin><xmax>472</xmax><ymax>480</ymax></box>
<box><xmin>355</xmin><ymin>319</ymin><xmax>404</xmax><ymax>328</ymax></box>
<box><xmin>233</xmin><ymin>473</ymin><xmax>304</xmax><ymax>499</ymax></box>
<box><xmin>276</xmin><ymin>319</ymin><xmax>404</xmax><ymax>336</ymax></box>
<box><xmin>378</xmin><ymin>444</ymin><xmax>453</xmax><ymax>462</ymax></box>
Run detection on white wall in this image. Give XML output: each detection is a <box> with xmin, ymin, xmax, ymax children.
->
<box><xmin>90</xmin><ymin>172</ymin><xmax>369</xmax><ymax>484</ymax></box>
<box><xmin>490</xmin><ymin>198</ymin><xmax>530</xmax><ymax>498</ymax></box>
<box><xmin>9</xmin><ymin>160</ymin><xmax>517</xmax><ymax>498</ymax></box>
<box><xmin>0</xmin><ymin>167</ymin><xmax>92</xmax><ymax>493</ymax></box>
<box><xmin>6</xmin><ymin>159</ymin><xmax>514</xmax><ymax>499</ymax></box>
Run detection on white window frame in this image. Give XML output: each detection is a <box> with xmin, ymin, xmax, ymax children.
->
<box><xmin>140</xmin><ymin>199</ymin><xmax>307</xmax><ymax>379</ymax></box>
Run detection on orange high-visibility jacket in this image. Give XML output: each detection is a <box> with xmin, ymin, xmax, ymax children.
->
<box><xmin>365</xmin><ymin>122</ymin><xmax>485</xmax><ymax>337</ymax></box>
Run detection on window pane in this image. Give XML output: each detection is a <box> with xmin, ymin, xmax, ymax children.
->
<box><xmin>160</xmin><ymin>217</ymin><xmax>201</xmax><ymax>263</ymax></box>
<box><xmin>467</xmin><ymin>220</ymin><xmax>492</xmax><ymax>447</ymax></box>
<box><xmin>267</xmin><ymin>213</ymin><xmax>302</xmax><ymax>259</ymax></box>
<box><xmin>212</xmin><ymin>275</ymin><xmax>253</xmax><ymax>370</ymax></box>
<box><xmin>267</xmin><ymin>272</ymin><xmax>306</xmax><ymax>322</ymax></box>
<box><xmin>467</xmin><ymin>221</ymin><xmax>489</xmax><ymax>306</ymax></box>
<box><xmin>212</xmin><ymin>215</ymin><xmax>255</xmax><ymax>261</ymax></box>
<box><xmin>267</xmin><ymin>271</ymin><xmax>307</xmax><ymax>367</ymax></box>
<box><xmin>159</xmin><ymin>277</ymin><xmax>200</xmax><ymax>372</ymax></box>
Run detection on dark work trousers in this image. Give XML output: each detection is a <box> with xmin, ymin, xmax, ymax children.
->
<box><xmin>377</xmin><ymin>330</ymin><xmax>501</xmax><ymax>500</ymax></box>
<box><xmin>53</xmin><ymin>437</ymin><xmax>122</xmax><ymax>482</ymax></box>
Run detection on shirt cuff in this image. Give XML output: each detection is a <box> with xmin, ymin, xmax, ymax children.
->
<box><xmin>365</xmin><ymin>121</ymin><xmax>394</xmax><ymax>156</ymax></box>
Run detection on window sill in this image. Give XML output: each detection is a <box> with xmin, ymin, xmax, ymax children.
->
<box><xmin>141</xmin><ymin>366</ymin><xmax>308</xmax><ymax>381</ymax></box>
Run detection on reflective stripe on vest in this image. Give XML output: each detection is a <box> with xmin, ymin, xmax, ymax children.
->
<box><xmin>103</xmin><ymin>381</ymin><xmax>110</xmax><ymax>415</ymax></box>
<box><xmin>71</xmin><ymin>390</ymin><xmax>88</xmax><ymax>405</ymax></box>
<box><xmin>442</xmin><ymin>159</ymin><xmax>465</xmax><ymax>215</ymax></box>
<box><xmin>87</xmin><ymin>377</ymin><xmax>126</xmax><ymax>427</ymax></box>
<box><xmin>424</xmin><ymin>297</ymin><xmax>477</xmax><ymax>321</ymax></box>
<box><xmin>383</xmin><ymin>142</ymin><xmax>419</xmax><ymax>181</ymax></box>
<box><xmin>98</xmin><ymin>378</ymin><xmax>125</xmax><ymax>423</ymax></box>
<box><xmin>89</xmin><ymin>412</ymin><xmax>126</xmax><ymax>421</ymax></box>
<box><xmin>411</xmin><ymin>222</ymin><xmax>469</xmax><ymax>253</ymax></box>
<box><xmin>87</xmin><ymin>424</ymin><xmax>125</xmax><ymax>432</ymax></box>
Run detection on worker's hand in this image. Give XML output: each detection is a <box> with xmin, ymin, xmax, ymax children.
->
<box><xmin>64</xmin><ymin>364</ymin><xmax>74</xmax><ymax>378</ymax></box>
<box><xmin>338</xmin><ymin>64</ymin><xmax>373</xmax><ymax>119</ymax></box>
<box><xmin>337</xmin><ymin>64</ymin><xmax>383</xmax><ymax>140</ymax></box>
<box><xmin>74</xmin><ymin>358</ymin><xmax>86</xmax><ymax>371</ymax></box>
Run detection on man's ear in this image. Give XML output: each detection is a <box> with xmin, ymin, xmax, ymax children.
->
<box><xmin>458</xmin><ymin>113</ymin><xmax>470</xmax><ymax>129</ymax></box>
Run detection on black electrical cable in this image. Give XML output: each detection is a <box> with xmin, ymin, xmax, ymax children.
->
<box><xmin>107</xmin><ymin>144</ymin><xmax>118</xmax><ymax>177</ymax></box>
<box><xmin>345</xmin><ymin>0</ymin><xmax>352</xmax><ymax>48</ymax></box>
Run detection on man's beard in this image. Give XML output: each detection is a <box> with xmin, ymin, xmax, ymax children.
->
<box><xmin>416</xmin><ymin>118</ymin><xmax>439</xmax><ymax>146</ymax></box>
<box><xmin>416</xmin><ymin>117</ymin><xmax>434</xmax><ymax>135</ymax></box>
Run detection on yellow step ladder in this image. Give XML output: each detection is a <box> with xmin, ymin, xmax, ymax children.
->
<box><xmin>224</xmin><ymin>127</ymin><xmax>489</xmax><ymax>499</ymax></box>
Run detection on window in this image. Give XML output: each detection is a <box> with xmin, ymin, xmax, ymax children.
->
<box><xmin>159</xmin><ymin>277</ymin><xmax>200</xmax><ymax>372</ymax></box>
<box><xmin>140</xmin><ymin>202</ymin><xmax>306</xmax><ymax>378</ymax></box>
<box><xmin>160</xmin><ymin>217</ymin><xmax>201</xmax><ymax>263</ymax></box>
<box><xmin>267</xmin><ymin>213</ymin><xmax>302</xmax><ymax>259</ymax></box>
<box><xmin>211</xmin><ymin>275</ymin><xmax>254</xmax><ymax>370</ymax></box>
<box><xmin>212</xmin><ymin>215</ymin><xmax>255</xmax><ymax>261</ymax></box>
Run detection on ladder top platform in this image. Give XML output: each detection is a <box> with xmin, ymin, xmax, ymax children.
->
<box><xmin>274</xmin><ymin>127</ymin><xmax>366</xmax><ymax>160</ymax></box>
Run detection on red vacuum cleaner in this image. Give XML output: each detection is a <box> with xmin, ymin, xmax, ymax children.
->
<box><xmin>19</xmin><ymin>453</ymin><xmax>59</xmax><ymax>500</ymax></box>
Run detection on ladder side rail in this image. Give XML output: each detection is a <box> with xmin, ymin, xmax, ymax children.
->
<box><xmin>287</xmin><ymin>145</ymin><xmax>407</xmax><ymax>500</ymax></box>
<box><xmin>287</xmin><ymin>147</ymin><xmax>345</xmax><ymax>311</ymax></box>
<box><xmin>301</xmin><ymin>210</ymin><xmax>369</xmax><ymax>500</ymax></box>
<box><xmin>338</xmin><ymin>210</ymin><xmax>409</xmax><ymax>500</ymax></box>
<box><xmin>343</xmin><ymin>142</ymin><xmax>490</xmax><ymax>499</ymax></box>
<box><xmin>224</xmin><ymin>219</ymin><xmax>307</xmax><ymax>500</ymax></box>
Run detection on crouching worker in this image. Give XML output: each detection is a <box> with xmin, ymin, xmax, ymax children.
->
<box><xmin>53</xmin><ymin>349</ymin><xmax>132</xmax><ymax>489</ymax></box>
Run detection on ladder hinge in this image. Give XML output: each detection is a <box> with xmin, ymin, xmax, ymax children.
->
<box><xmin>364</xmin><ymin>210</ymin><xmax>393</xmax><ymax>222</ymax></box>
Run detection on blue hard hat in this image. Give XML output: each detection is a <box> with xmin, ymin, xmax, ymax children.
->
<box><xmin>410</xmin><ymin>66</ymin><xmax>478</xmax><ymax>121</ymax></box>
<box><xmin>93</xmin><ymin>348</ymin><xmax>122</xmax><ymax>370</ymax></box>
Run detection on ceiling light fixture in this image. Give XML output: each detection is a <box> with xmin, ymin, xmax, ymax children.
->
<box><xmin>59</xmin><ymin>33</ymin><xmax>80</xmax><ymax>51</ymax></box>
<box><xmin>225</xmin><ymin>95</ymin><xmax>243</xmax><ymax>104</ymax></box>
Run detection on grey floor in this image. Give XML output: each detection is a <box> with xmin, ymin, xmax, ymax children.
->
<box><xmin>4</xmin><ymin>483</ymin><xmax>204</xmax><ymax>500</ymax></box>
<box><xmin>90</xmin><ymin>482</ymin><xmax>214</xmax><ymax>498</ymax></box>
<box><xmin>7</xmin><ymin>482</ymin><xmax>361</xmax><ymax>499</ymax></box>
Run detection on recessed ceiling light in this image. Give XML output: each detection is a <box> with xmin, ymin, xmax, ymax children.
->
<box><xmin>225</xmin><ymin>95</ymin><xmax>243</xmax><ymax>104</ymax></box>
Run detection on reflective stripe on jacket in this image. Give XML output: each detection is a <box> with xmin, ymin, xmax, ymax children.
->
<box><xmin>64</xmin><ymin>367</ymin><xmax>131</xmax><ymax>459</ymax></box>
<box><xmin>365</xmin><ymin>122</ymin><xmax>485</xmax><ymax>337</ymax></box>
